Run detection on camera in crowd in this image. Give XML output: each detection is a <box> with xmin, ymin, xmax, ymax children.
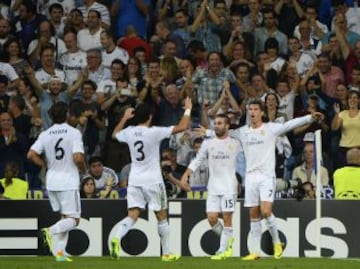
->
<box><xmin>276</xmin><ymin>178</ymin><xmax>308</xmax><ymax>201</ymax></box>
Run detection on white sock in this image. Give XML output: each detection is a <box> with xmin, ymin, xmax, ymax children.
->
<box><xmin>158</xmin><ymin>219</ymin><xmax>170</xmax><ymax>255</ymax></box>
<box><xmin>56</xmin><ymin>232</ymin><xmax>69</xmax><ymax>254</ymax></box>
<box><xmin>49</xmin><ymin>218</ymin><xmax>76</xmax><ymax>235</ymax></box>
<box><xmin>219</xmin><ymin>227</ymin><xmax>233</xmax><ymax>253</ymax></box>
<box><xmin>212</xmin><ymin>220</ymin><xmax>223</xmax><ymax>236</ymax></box>
<box><xmin>264</xmin><ymin>214</ymin><xmax>280</xmax><ymax>244</ymax></box>
<box><xmin>115</xmin><ymin>216</ymin><xmax>136</xmax><ymax>240</ymax></box>
<box><xmin>249</xmin><ymin>219</ymin><xmax>262</xmax><ymax>255</ymax></box>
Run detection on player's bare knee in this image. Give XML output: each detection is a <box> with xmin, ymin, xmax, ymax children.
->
<box><xmin>207</xmin><ymin>214</ymin><xmax>218</xmax><ymax>226</ymax></box>
<box><xmin>261</xmin><ymin>209</ymin><xmax>272</xmax><ymax>219</ymax></box>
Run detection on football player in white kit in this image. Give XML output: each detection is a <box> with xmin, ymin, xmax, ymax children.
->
<box><xmin>27</xmin><ymin>102</ymin><xmax>86</xmax><ymax>262</ymax></box>
<box><xmin>181</xmin><ymin>114</ymin><xmax>241</xmax><ymax>260</ymax></box>
<box><xmin>233</xmin><ymin>99</ymin><xmax>324</xmax><ymax>260</ymax></box>
<box><xmin>110</xmin><ymin>97</ymin><xmax>192</xmax><ymax>261</ymax></box>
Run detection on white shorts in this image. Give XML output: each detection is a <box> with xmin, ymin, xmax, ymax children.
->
<box><xmin>206</xmin><ymin>194</ymin><xmax>237</xmax><ymax>213</ymax></box>
<box><xmin>127</xmin><ymin>182</ymin><xmax>167</xmax><ymax>211</ymax></box>
<box><xmin>48</xmin><ymin>190</ymin><xmax>81</xmax><ymax>218</ymax></box>
<box><xmin>244</xmin><ymin>171</ymin><xmax>276</xmax><ymax>207</ymax></box>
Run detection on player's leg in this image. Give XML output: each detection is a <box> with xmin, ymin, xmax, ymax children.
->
<box><xmin>151</xmin><ymin>183</ymin><xmax>179</xmax><ymax>262</ymax></box>
<box><xmin>259</xmin><ymin>177</ymin><xmax>283</xmax><ymax>259</ymax></box>
<box><xmin>242</xmin><ymin>175</ymin><xmax>262</xmax><ymax>260</ymax></box>
<box><xmin>110</xmin><ymin>186</ymin><xmax>144</xmax><ymax>259</ymax></box>
<box><xmin>219</xmin><ymin>195</ymin><xmax>236</xmax><ymax>257</ymax></box>
<box><xmin>206</xmin><ymin>195</ymin><xmax>223</xmax><ymax>236</ymax></box>
<box><xmin>45</xmin><ymin>190</ymin><xmax>81</xmax><ymax>261</ymax></box>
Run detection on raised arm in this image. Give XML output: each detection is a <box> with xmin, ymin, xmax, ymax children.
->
<box><xmin>111</xmin><ymin>107</ymin><xmax>135</xmax><ymax>139</ymax></box>
<box><xmin>171</xmin><ymin>97</ymin><xmax>192</xmax><ymax>134</ymax></box>
<box><xmin>273</xmin><ymin>112</ymin><xmax>323</xmax><ymax>136</ymax></box>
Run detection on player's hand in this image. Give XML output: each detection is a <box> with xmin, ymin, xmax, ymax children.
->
<box><xmin>123</xmin><ymin>107</ymin><xmax>135</xmax><ymax>120</ymax></box>
<box><xmin>333</xmin><ymin>103</ymin><xmax>341</xmax><ymax>114</ymax></box>
<box><xmin>311</xmin><ymin>112</ymin><xmax>324</xmax><ymax>122</ymax></box>
<box><xmin>180</xmin><ymin>172</ymin><xmax>191</xmax><ymax>192</ymax></box>
<box><xmin>184</xmin><ymin>96</ymin><xmax>192</xmax><ymax>110</ymax></box>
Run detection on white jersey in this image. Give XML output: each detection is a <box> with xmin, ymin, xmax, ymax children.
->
<box><xmin>27</xmin><ymin>37</ymin><xmax>67</xmax><ymax>59</ymax></box>
<box><xmin>115</xmin><ymin>125</ymin><xmax>174</xmax><ymax>186</ymax></box>
<box><xmin>92</xmin><ymin>166</ymin><xmax>119</xmax><ymax>189</ymax></box>
<box><xmin>96</xmin><ymin>78</ymin><xmax>116</xmax><ymax>99</ymax></box>
<box><xmin>77</xmin><ymin>28</ymin><xmax>103</xmax><ymax>52</ymax></box>
<box><xmin>230</xmin><ymin>115</ymin><xmax>313</xmax><ymax>177</ymax></box>
<box><xmin>102</xmin><ymin>47</ymin><xmax>129</xmax><ymax>68</ymax></box>
<box><xmin>278</xmin><ymin>91</ymin><xmax>296</xmax><ymax>120</ymax></box>
<box><xmin>35</xmin><ymin>68</ymin><xmax>66</xmax><ymax>85</ymax></box>
<box><xmin>60</xmin><ymin>50</ymin><xmax>87</xmax><ymax>85</ymax></box>
<box><xmin>189</xmin><ymin>136</ymin><xmax>241</xmax><ymax>195</ymax></box>
<box><xmin>0</xmin><ymin>62</ymin><xmax>19</xmax><ymax>81</ymax></box>
<box><xmin>30</xmin><ymin>123</ymin><xmax>84</xmax><ymax>191</ymax></box>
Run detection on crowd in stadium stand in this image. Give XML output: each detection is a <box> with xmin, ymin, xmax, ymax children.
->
<box><xmin>0</xmin><ymin>0</ymin><xmax>360</xmax><ymax>200</ymax></box>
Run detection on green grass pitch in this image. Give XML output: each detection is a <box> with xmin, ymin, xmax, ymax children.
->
<box><xmin>1</xmin><ymin>257</ymin><xmax>360</xmax><ymax>269</ymax></box>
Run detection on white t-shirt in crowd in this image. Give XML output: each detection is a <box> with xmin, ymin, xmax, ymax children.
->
<box><xmin>35</xmin><ymin>68</ymin><xmax>66</xmax><ymax>85</ymax></box>
<box><xmin>102</xmin><ymin>47</ymin><xmax>129</xmax><ymax>67</ymax></box>
<box><xmin>60</xmin><ymin>50</ymin><xmax>87</xmax><ymax>85</ymax></box>
<box><xmin>0</xmin><ymin>62</ymin><xmax>19</xmax><ymax>81</ymax></box>
<box><xmin>77</xmin><ymin>28</ymin><xmax>103</xmax><ymax>52</ymax></box>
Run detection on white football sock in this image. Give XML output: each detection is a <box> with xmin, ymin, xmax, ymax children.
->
<box><xmin>249</xmin><ymin>218</ymin><xmax>262</xmax><ymax>255</ymax></box>
<box><xmin>219</xmin><ymin>227</ymin><xmax>233</xmax><ymax>253</ymax></box>
<box><xmin>56</xmin><ymin>232</ymin><xmax>69</xmax><ymax>254</ymax></box>
<box><xmin>49</xmin><ymin>218</ymin><xmax>76</xmax><ymax>235</ymax></box>
<box><xmin>211</xmin><ymin>220</ymin><xmax>223</xmax><ymax>236</ymax></box>
<box><xmin>115</xmin><ymin>216</ymin><xmax>136</xmax><ymax>240</ymax></box>
<box><xmin>264</xmin><ymin>214</ymin><xmax>280</xmax><ymax>244</ymax></box>
<box><xmin>158</xmin><ymin>219</ymin><xmax>170</xmax><ymax>255</ymax></box>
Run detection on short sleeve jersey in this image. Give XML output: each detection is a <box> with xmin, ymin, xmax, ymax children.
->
<box><xmin>30</xmin><ymin>123</ymin><xmax>84</xmax><ymax>191</ymax></box>
<box><xmin>115</xmin><ymin>125</ymin><xmax>173</xmax><ymax>186</ymax></box>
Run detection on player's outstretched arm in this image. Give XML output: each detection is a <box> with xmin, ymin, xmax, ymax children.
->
<box><xmin>172</xmin><ymin>97</ymin><xmax>192</xmax><ymax>134</ymax></box>
<box><xmin>111</xmin><ymin>107</ymin><xmax>135</xmax><ymax>139</ymax></box>
<box><xmin>274</xmin><ymin>112</ymin><xmax>324</xmax><ymax>136</ymax></box>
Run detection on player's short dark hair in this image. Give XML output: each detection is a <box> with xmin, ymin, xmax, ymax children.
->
<box><xmin>48</xmin><ymin>102</ymin><xmax>68</xmax><ymax>124</ymax></box>
<box><xmin>88</xmin><ymin>156</ymin><xmax>103</xmax><ymax>165</ymax></box>
<box><xmin>82</xmin><ymin>79</ymin><xmax>97</xmax><ymax>90</ymax></box>
<box><xmin>215</xmin><ymin>113</ymin><xmax>230</xmax><ymax>125</ymax></box>
<box><xmin>134</xmin><ymin>103</ymin><xmax>152</xmax><ymax>124</ymax></box>
<box><xmin>193</xmin><ymin>137</ymin><xmax>203</xmax><ymax>145</ymax></box>
<box><xmin>248</xmin><ymin>98</ymin><xmax>265</xmax><ymax>111</ymax></box>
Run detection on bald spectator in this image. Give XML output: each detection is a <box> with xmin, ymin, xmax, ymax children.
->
<box><xmin>334</xmin><ymin>148</ymin><xmax>360</xmax><ymax>199</ymax></box>
<box><xmin>118</xmin><ymin>26</ymin><xmax>152</xmax><ymax>62</ymax></box>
